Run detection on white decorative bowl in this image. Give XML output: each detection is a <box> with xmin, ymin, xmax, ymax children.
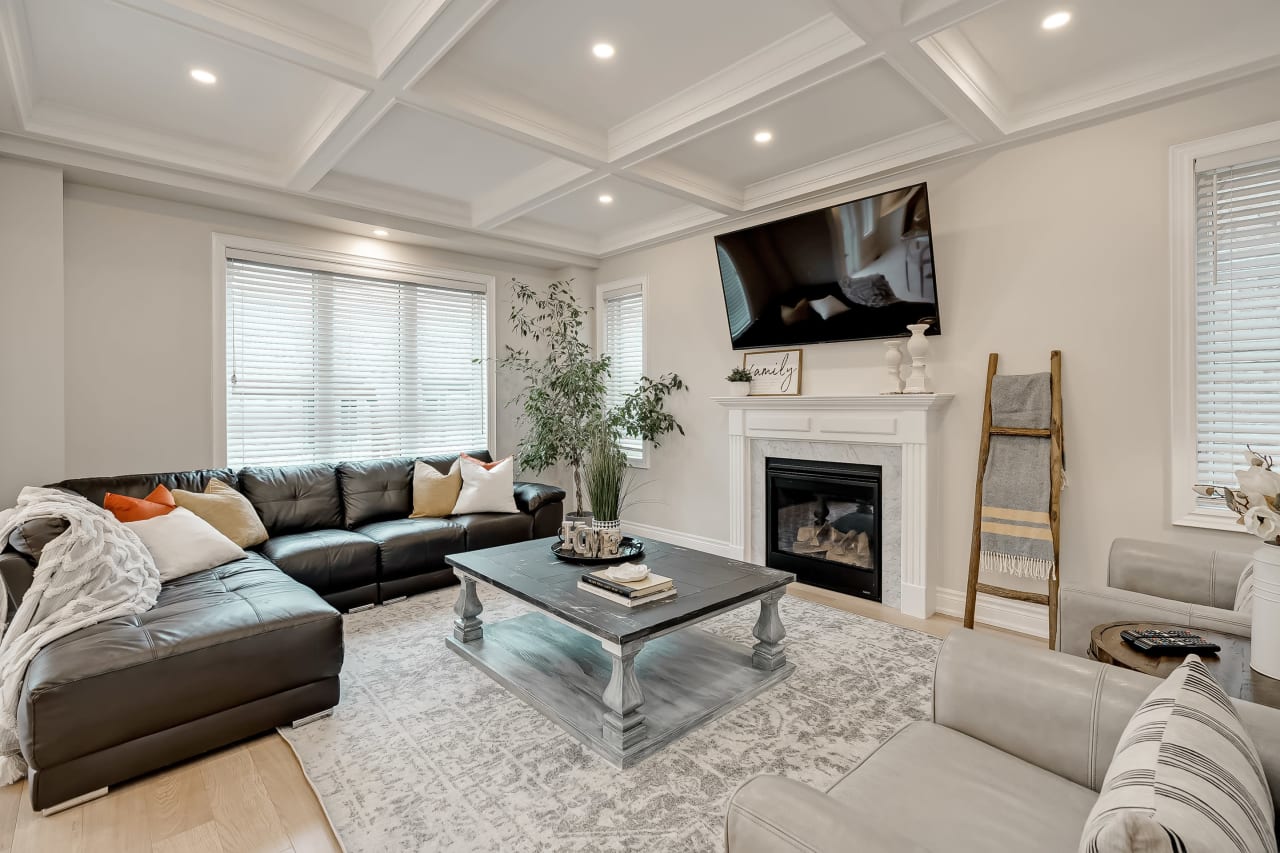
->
<box><xmin>605</xmin><ymin>562</ymin><xmax>649</xmax><ymax>582</ymax></box>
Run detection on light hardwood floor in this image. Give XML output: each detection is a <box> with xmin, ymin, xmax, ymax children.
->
<box><xmin>1</xmin><ymin>585</ymin><xmax>1040</xmax><ymax>853</ymax></box>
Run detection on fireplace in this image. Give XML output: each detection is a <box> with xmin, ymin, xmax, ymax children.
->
<box><xmin>765</xmin><ymin>457</ymin><xmax>882</xmax><ymax>601</ymax></box>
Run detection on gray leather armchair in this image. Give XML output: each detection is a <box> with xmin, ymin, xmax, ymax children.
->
<box><xmin>725</xmin><ymin>629</ymin><xmax>1280</xmax><ymax>853</ymax></box>
<box><xmin>1056</xmin><ymin>537</ymin><xmax>1252</xmax><ymax>656</ymax></box>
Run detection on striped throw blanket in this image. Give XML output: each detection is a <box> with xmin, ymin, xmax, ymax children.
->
<box><xmin>979</xmin><ymin>372</ymin><xmax>1056</xmax><ymax>580</ymax></box>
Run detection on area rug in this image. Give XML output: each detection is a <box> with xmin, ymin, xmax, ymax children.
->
<box><xmin>279</xmin><ymin>586</ymin><xmax>941</xmax><ymax>852</ymax></box>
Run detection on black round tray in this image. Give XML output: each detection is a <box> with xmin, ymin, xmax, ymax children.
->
<box><xmin>551</xmin><ymin>536</ymin><xmax>645</xmax><ymax>566</ymax></box>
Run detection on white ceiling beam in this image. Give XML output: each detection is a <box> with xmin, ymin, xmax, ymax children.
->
<box><xmin>285</xmin><ymin>0</ymin><xmax>502</xmax><ymax>191</ymax></box>
<box><xmin>623</xmin><ymin>161</ymin><xmax>743</xmax><ymax>215</ymax></box>
<box><xmin>0</xmin><ymin>0</ymin><xmax>33</xmax><ymax>127</ymax></box>
<box><xmin>110</xmin><ymin>0</ymin><xmax>377</xmax><ymax>85</ymax></box>
<box><xmin>823</xmin><ymin>0</ymin><xmax>1003</xmax><ymax>144</ymax></box>
<box><xmin>401</xmin><ymin>89</ymin><xmax>609</xmax><ymax>167</ymax></box>
<box><xmin>471</xmin><ymin>160</ymin><xmax>601</xmax><ymax>229</ymax></box>
<box><xmin>606</xmin><ymin>14</ymin><xmax>868</xmax><ymax>167</ymax></box>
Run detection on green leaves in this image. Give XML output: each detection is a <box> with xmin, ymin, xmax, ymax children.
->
<box><xmin>495</xmin><ymin>277</ymin><xmax>687</xmax><ymax>510</ymax></box>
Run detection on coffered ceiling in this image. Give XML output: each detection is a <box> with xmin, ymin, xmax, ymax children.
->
<box><xmin>1</xmin><ymin>0</ymin><xmax>1277</xmax><ymax>264</ymax></box>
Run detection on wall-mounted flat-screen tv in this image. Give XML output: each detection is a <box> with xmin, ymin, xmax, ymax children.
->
<box><xmin>714</xmin><ymin>182</ymin><xmax>940</xmax><ymax>350</ymax></box>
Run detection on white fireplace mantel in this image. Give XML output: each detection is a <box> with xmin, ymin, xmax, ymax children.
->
<box><xmin>712</xmin><ymin>394</ymin><xmax>953</xmax><ymax>619</ymax></box>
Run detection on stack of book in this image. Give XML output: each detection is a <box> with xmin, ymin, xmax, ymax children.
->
<box><xmin>578</xmin><ymin>568</ymin><xmax>676</xmax><ymax>607</ymax></box>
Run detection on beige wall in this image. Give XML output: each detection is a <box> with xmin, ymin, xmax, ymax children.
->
<box><xmin>593</xmin><ymin>70</ymin><xmax>1280</xmax><ymax>593</ymax></box>
<box><xmin>55</xmin><ymin>185</ymin><xmax>563</xmax><ymax>488</ymax></box>
<box><xmin>0</xmin><ymin>160</ymin><xmax>64</xmax><ymax>504</ymax></box>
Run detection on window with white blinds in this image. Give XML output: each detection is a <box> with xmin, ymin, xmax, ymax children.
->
<box><xmin>599</xmin><ymin>280</ymin><xmax>646</xmax><ymax>464</ymax></box>
<box><xmin>1194</xmin><ymin>152</ymin><xmax>1280</xmax><ymax>498</ymax></box>
<box><xmin>225</xmin><ymin>256</ymin><xmax>489</xmax><ymax>468</ymax></box>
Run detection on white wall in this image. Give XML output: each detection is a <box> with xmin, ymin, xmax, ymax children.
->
<box><xmin>0</xmin><ymin>160</ymin><xmax>64</xmax><ymax>504</ymax></box>
<box><xmin>593</xmin><ymin>70</ymin><xmax>1280</xmax><ymax>593</ymax></box>
<box><xmin>54</xmin><ymin>184</ymin><xmax>564</xmax><ymax>488</ymax></box>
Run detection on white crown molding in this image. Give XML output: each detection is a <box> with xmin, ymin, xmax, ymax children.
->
<box><xmin>311</xmin><ymin>171</ymin><xmax>472</xmax><ymax>226</ymax></box>
<box><xmin>23</xmin><ymin>100</ymin><xmax>281</xmax><ymax>183</ymax></box>
<box><xmin>744</xmin><ymin>121</ymin><xmax>971</xmax><ymax>209</ymax></box>
<box><xmin>607</xmin><ymin>14</ymin><xmax>868</xmax><ymax>165</ymax></box>
<box><xmin>471</xmin><ymin>160</ymin><xmax>601</xmax><ymax>230</ymax></box>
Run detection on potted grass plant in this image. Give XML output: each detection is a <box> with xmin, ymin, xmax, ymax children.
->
<box><xmin>584</xmin><ymin>430</ymin><xmax>630</xmax><ymax>530</ymax></box>
<box><xmin>726</xmin><ymin>366</ymin><xmax>752</xmax><ymax>397</ymax></box>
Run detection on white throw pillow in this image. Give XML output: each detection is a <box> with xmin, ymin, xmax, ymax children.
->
<box><xmin>126</xmin><ymin>507</ymin><xmax>246</xmax><ymax>582</ymax></box>
<box><xmin>809</xmin><ymin>295</ymin><xmax>851</xmax><ymax>320</ymax></box>
<box><xmin>1079</xmin><ymin>655</ymin><xmax>1275</xmax><ymax>853</ymax></box>
<box><xmin>451</xmin><ymin>455</ymin><xmax>518</xmax><ymax>515</ymax></box>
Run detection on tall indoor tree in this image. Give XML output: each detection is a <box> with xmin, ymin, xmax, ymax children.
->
<box><xmin>496</xmin><ymin>279</ymin><xmax>687</xmax><ymax>511</ymax></box>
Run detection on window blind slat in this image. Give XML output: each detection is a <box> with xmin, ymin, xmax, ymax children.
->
<box><xmin>226</xmin><ymin>258</ymin><xmax>488</xmax><ymax>468</ymax></box>
<box><xmin>1193</xmin><ymin>154</ymin><xmax>1280</xmax><ymax>504</ymax></box>
<box><xmin>602</xmin><ymin>288</ymin><xmax>645</xmax><ymax>460</ymax></box>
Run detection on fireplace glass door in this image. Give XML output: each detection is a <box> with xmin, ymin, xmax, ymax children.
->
<box><xmin>765</xmin><ymin>458</ymin><xmax>881</xmax><ymax>601</ymax></box>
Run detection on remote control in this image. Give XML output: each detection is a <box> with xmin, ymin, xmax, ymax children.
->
<box><xmin>1123</xmin><ymin>631</ymin><xmax>1220</xmax><ymax>656</ymax></box>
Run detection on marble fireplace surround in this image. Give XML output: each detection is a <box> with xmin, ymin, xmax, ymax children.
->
<box><xmin>713</xmin><ymin>395</ymin><xmax>953</xmax><ymax>619</ymax></box>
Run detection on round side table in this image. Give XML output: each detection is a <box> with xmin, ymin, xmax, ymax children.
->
<box><xmin>1090</xmin><ymin>621</ymin><xmax>1280</xmax><ymax>711</ymax></box>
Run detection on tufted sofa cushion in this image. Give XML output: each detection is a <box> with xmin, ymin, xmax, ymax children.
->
<box><xmin>238</xmin><ymin>463</ymin><xmax>343</xmax><ymax>535</ymax></box>
<box><xmin>337</xmin><ymin>457</ymin><xmax>414</xmax><ymax>528</ymax></box>
<box><xmin>18</xmin><ymin>553</ymin><xmax>342</xmax><ymax>769</ymax></box>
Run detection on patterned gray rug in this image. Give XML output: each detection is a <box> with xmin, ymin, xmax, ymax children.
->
<box><xmin>280</xmin><ymin>586</ymin><xmax>941</xmax><ymax>852</ymax></box>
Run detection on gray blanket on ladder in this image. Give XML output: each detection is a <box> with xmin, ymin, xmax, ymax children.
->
<box><xmin>979</xmin><ymin>372</ymin><xmax>1056</xmax><ymax>580</ymax></box>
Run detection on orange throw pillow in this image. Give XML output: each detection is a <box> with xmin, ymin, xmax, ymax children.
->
<box><xmin>460</xmin><ymin>453</ymin><xmax>506</xmax><ymax>471</ymax></box>
<box><xmin>104</xmin><ymin>485</ymin><xmax>177</xmax><ymax>522</ymax></box>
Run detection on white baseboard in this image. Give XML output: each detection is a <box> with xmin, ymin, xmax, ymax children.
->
<box><xmin>620</xmin><ymin>521</ymin><xmax>743</xmax><ymax>561</ymax></box>
<box><xmin>935</xmin><ymin>586</ymin><xmax>1049</xmax><ymax>639</ymax></box>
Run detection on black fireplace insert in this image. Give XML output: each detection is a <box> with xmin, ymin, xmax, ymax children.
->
<box><xmin>765</xmin><ymin>457</ymin><xmax>882</xmax><ymax>601</ymax></box>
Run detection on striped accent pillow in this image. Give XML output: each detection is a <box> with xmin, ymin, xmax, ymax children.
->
<box><xmin>1080</xmin><ymin>656</ymin><xmax>1276</xmax><ymax>853</ymax></box>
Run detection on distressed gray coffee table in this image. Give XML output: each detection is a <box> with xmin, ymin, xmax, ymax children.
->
<box><xmin>445</xmin><ymin>536</ymin><xmax>795</xmax><ymax>767</ymax></box>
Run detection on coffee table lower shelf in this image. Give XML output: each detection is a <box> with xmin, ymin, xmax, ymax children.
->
<box><xmin>446</xmin><ymin>612</ymin><xmax>795</xmax><ymax>767</ymax></box>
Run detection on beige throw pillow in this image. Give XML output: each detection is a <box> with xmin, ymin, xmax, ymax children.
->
<box><xmin>173</xmin><ymin>479</ymin><xmax>268</xmax><ymax>548</ymax></box>
<box><xmin>411</xmin><ymin>459</ymin><xmax>462</xmax><ymax>518</ymax></box>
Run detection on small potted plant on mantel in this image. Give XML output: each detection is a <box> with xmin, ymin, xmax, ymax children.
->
<box><xmin>1195</xmin><ymin>447</ymin><xmax>1280</xmax><ymax>678</ymax></box>
<box><xmin>727</xmin><ymin>366</ymin><xmax>752</xmax><ymax>397</ymax></box>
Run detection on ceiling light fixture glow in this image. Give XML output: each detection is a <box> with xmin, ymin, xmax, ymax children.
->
<box><xmin>372</xmin><ymin>228</ymin><xmax>389</xmax><ymax>237</ymax></box>
<box><xmin>592</xmin><ymin>42</ymin><xmax>615</xmax><ymax>59</ymax></box>
<box><xmin>1041</xmin><ymin>11</ymin><xmax>1071</xmax><ymax>30</ymax></box>
<box><xmin>190</xmin><ymin>68</ymin><xmax>217</xmax><ymax>85</ymax></box>
<box><xmin>754</xmin><ymin>130</ymin><xmax>773</xmax><ymax>144</ymax></box>
<box><xmin>598</xmin><ymin>194</ymin><xmax>614</xmax><ymax>205</ymax></box>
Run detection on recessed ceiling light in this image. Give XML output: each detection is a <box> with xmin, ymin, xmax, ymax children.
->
<box><xmin>592</xmin><ymin>43</ymin><xmax>615</xmax><ymax>59</ymax></box>
<box><xmin>372</xmin><ymin>228</ymin><xmax>389</xmax><ymax>237</ymax></box>
<box><xmin>598</xmin><ymin>194</ymin><xmax>614</xmax><ymax>205</ymax></box>
<box><xmin>1041</xmin><ymin>11</ymin><xmax>1071</xmax><ymax>30</ymax></box>
<box><xmin>190</xmin><ymin>68</ymin><xmax>217</xmax><ymax>85</ymax></box>
<box><xmin>754</xmin><ymin>130</ymin><xmax>773</xmax><ymax>144</ymax></box>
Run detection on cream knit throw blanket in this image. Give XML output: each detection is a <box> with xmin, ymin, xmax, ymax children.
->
<box><xmin>0</xmin><ymin>487</ymin><xmax>160</xmax><ymax>784</ymax></box>
<box><xmin>979</xmin><ymin>373</ymin><xmax>1057</xmax><ymax>580</ymax></box>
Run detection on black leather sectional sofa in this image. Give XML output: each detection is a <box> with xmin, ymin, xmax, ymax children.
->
<box><xmin>0</xmin><ymin>451</ymin><xmax>564</xmax><ymax>811</ymax></box>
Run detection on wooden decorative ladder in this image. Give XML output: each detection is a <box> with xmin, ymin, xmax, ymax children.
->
<box><xmin>963</xmin><ymin>351</ymin><xmax>1064</xmax><ymax>647</ymax></box>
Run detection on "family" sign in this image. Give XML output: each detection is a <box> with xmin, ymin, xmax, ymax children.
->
<box><xmin>743</xmin><ymin>348</ymin><xmax>802</xmax><ymax>396</ymax></box>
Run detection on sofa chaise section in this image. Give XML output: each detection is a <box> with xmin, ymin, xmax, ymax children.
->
<box><xmin>19</xmin><ymin>553</ymin><xmax>342</xmax><ymax>811</ymax></box>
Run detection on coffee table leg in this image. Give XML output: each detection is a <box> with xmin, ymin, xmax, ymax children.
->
<box><xmin>602</xmin><ymin>639</ymin><xmax>647</xmax><ymax>753</ymax></box>
<box><xmin>752</xmin><ymin>591</ymin><xmax>788</xmax><ymax>671</ymax></box>
<box><xmin>452</xmin><ymin>572</ymin><xmax>483</xmax><ymax>643</ymax></box>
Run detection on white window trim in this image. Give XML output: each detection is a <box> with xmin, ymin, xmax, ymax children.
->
<box><xmin>596</xmin><ymin>275</ymin><xmax>650</xmax><ymax>469</ymax></box>
<box><xmin>211</xmin><ymin>234</ymin><xmax>497</xmax><ymax>468</ymax></box>
<box><xmin>1169</xmin><ymin>119</ymin><xmax>1280</xmax><ymax>532</ymax></box>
